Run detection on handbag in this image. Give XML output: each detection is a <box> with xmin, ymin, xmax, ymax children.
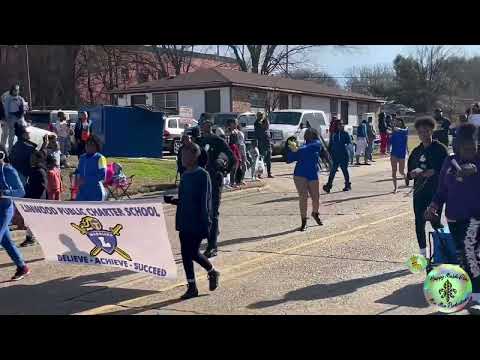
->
<box><xmin>256</xmin><ymin>157</ymin><xmax>265</xmax><ymax>176</ymax></box>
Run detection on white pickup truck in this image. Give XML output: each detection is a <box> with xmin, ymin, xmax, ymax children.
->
<box><xmin>242</xmin><ymin>109</ymin><xmax>353</xmax><ymax>157</ymax></box>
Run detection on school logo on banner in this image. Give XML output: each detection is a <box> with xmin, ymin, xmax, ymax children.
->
<box><xmin>70</xmin><ymin>216</ymin><xmax>132</xmax><ymax>261</ymax></box>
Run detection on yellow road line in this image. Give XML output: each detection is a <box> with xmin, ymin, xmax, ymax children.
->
<box><xmin>75</xmin><ymin>210</ymin><xmax>412</xmax><ymax>315</ymax></box>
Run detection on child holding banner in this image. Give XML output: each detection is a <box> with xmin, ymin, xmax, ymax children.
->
<box><xmin>165</xmin><ymin>142</ymin><xmax>220</xmax><ymax>299</ymax></box>
<box><xmin>0</xmin><ymin>145</ymin><xmax>30</xmax><ymax>281</ymax></box>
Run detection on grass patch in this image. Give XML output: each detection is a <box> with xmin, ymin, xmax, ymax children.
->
<box><xmin>108</xmin><ymin>158</ymin><xmax>177</xmax><ymax>185</ymax></box>
<box><xmin>61</xmin><ymin>157</ymin><xmax>178</xmax><ymax>199</ymax></box>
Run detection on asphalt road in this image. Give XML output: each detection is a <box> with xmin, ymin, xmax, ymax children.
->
<box><xmin>0</xmin><ymin>156</ymin><xmax>458</xmax><ymax>315</ymax></box>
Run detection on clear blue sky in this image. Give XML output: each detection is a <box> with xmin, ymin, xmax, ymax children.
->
<box><xmin>210</xmin><ymin>45</ymin><xmax>480</xmax><ymax>85</ymax></box>
<box><xmin>310</xmin><ymin>45</ymin><xmax>480</xmax><ymax>84</ymax></box>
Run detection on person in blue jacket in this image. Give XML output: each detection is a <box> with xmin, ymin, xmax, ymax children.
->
<box><xmin>0</xmin><ymin>145</ymin><xmax>30</xmax><ymax>280</ymax></box>
<box><xmin>323</xmin><ymin>122</ymin><xmax>352</xmax><ymax>193</ymax></box>
<box><xmin>74</xmin><ymin>135</ymin><xmax>107</xmax><ymax>201</ymax></box>
<box><xmin>286</xmin><ymin>128</ymin><xmax>324</xmax><ymax>232</ymax></box>
<box><xmin>390</xmin><ymin>117</ymin><xmax>409</xmax><ymax>193</ymax></box>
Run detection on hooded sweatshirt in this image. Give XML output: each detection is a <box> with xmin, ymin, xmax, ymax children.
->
<box><xmin>286</xmin><ymin>140</ymin><xmax>322</xmax><ymax>181</ymax></box>
<box><xmin>432</xmin><ymin>154</ymin><xmax>480</xmax><ymax>221</ymax></box>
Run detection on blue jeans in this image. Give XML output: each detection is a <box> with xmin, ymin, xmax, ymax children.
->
<box><xmin>0</xmin><ymin>205</ymin><xmax>25</xmax><ymax>268</ymax></box>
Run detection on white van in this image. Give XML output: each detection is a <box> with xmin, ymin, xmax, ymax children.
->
<box><xmin>243</xmin><ymin>109</ymin><xmax>353</xmax><ymax>156</ymax></box>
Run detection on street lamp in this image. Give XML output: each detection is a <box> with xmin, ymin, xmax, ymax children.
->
<box><xmin>11</xmin><ymin>45</ymin><xmax>32</xmax><ymax>108</ymax></box>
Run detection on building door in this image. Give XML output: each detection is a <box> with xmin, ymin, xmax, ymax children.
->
<box><xmin>205</xmin><ymin>90</ymin><xmax>221</xmax><ymax>113</ymax></box>
<box><xmin>279</xmin><ymin>94</ymin><xmax>288</xmax><ymax>109</ymax></box>
<box><xmin>341</xmin><ymin>101</ymin><xmax>349</xmax><ymax>124</ymax></box>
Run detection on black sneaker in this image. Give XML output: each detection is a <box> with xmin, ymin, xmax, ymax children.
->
<box><xmin>208</xmin><ymin>270</ymin><xmax>220</xmax><ymax>291</ymax></box>
<box><xmin>405</xmin><ymin>178</ymin><xmax>410</xmax><ymax>187</ymax></box>
<box><xmin>180</xmin><ymin>284</ymin><xmax>199</xmax><ymax>300</ymax></box>
<box><xmin>20</xmin><ymin>236</ymin><xmax>36</xmax><ymax>247</ymax></box>
<box><xmin>11</xmin><ymin>266</ymin><xmax>31</xmax><ymax>281</ymax></box>
<box><xmin>323</xmin><ymin>184</ymin><xmax>331</xmax><ymax>194</ymax></box>
<box><xmin>299</xmin><ymin>218</ymin><xmax>307</xmax><ymax>232</ymax></box>
<box><xmin>312</xmin><ymin>212</ymin><xmax>323</xmax><ymax>226</ymax></box>
<box><xmin>343</xmin><ymin>184</ymin><xmax>351</xmax><ymax>192</ymax></box>
<box><xmin>268</xmin><ymin>174</ymin><xmax>274</xmax><ymax>178</ymax></box>
<box><xmin>204</xmin><ymin>248</ymin><xmax>218</xmax><ymax>258</ymax></box>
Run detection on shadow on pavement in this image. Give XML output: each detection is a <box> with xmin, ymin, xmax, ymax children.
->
<box><xmin>100</xmin><ymin>295</ymin><xmax>210</xmax><ymax>315</ymax></box>
<box><xmin>0</xmin><ymin>269</ymin><xmax>157</xmax><ymax>315</ymax></box>
<box><xmin>206</xmin><ymin>228</ymin><xmax>299</xmax><ymax>249</ymax></box>
<box><xmin>254</xmin><ymin>196</ymin><xmax>299</xmax><ymax>205</ymax></box>
<box><xmin>323</xmin><ymin>192</ymin><xmax>392</xmax><ymax>205</ymax></box>
<box><xmin>247</xmin><ymin>269</ymin><xmax>411</xmax><ymax>310</ymax></box>
<box><xmin>374</xmin><ymin>283</ymin><xmax>429</xmax><ymax>310</ymax></box>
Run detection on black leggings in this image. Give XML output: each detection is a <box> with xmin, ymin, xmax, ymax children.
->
<box><xmin>413</xmin><ymin>193</ymin><xmax>434</xmax><ymax>250</ymax></box>
<box><xmin>327</xmin><ymin>160</ymin><xmax>350</xmax><ymax>187</ymax></box>
<box><xmin>235</xmin><ymin>162</ymin><xmax>246</xmax><ymax>184</ymax></box>
<box><xmin>179</xmin><ymin>232</ymin><xmax>213</xmax><ymax>282</ymax></box>
<box><xmin>449</xmin><ymin>219</ymin><xmax>480</xmax><ymax>293</ymax></box>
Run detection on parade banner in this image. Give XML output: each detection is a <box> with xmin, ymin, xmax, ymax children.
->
<box><xmin>13</xmin><ymin>198</ymin><xmax>177</xmax><ymax>280</ymax></box>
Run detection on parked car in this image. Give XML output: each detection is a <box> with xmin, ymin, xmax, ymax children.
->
<box><xmin>163</xmin><ymin>116</ymin><xmax>197</xmax><ymax>154</ymax></box>
<box><xmin>242</xmin><ymin>110</ymin><xmax>353</xmax><ymax>157</ymax></box>
<box><xmin>0</xmin><ymin>122</ymin><xmax>55</xmax><ymax>151</ymax></box>
<box><xmin>27</xmin><ymin>110</ymin><xmax>78</xmax><ymax>131</ymax></box>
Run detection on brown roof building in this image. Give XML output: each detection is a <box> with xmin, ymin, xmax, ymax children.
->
<box><xmin>112</xmin><ymin>68</ymin><xmax>383</xmax><ymax>125</ymax></box>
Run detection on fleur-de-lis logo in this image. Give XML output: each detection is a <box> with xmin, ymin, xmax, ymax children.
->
<box><xmin>439</xmin><ymin>280</ymin><xmax>457</xmax><ymax>305</ymax></box>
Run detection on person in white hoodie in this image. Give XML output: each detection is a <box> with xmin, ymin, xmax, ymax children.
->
<box><xmin>2</xmin><ymin>85</ymin><xmax>27</xmax><ymax>151</ymax></box>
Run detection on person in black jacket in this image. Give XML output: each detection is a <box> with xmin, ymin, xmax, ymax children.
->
<box><xmin>165</xmin><ymin>143</ymin><xmax>220</xmax><ymax>300</ymax></box>
<box><xmin>198</xmin><ymin>120</ymin><xmax>235</xmax><ymax>258</ymax></box>
<box><xmin>25</xmin><ymin>150</ymin><xmax>48</xmax><ymax>200</ymax></box>
<box><xmin>407</xmin><ymin>117</ymin><xmax>448</xmax><ymax>257</ymax></box>
<box><xmin>433</xmin><ymin>108</ymin><xmax>451</xmax><ymax>148</ymax></box>
<box><xmin>9</xmin><ymin>124</ymin><xmax>36</xmax><ymax>186</ymax></box>
<box><xmin>20</xmin><ymin>150</ymin><xmax>48</xmax><ymax>247</ymax></box>
<box><xmin>176</xmin><ymin>134</ymin><xmax>207</xmax><ymax>177</ymax></box>
<box><xmin>254</xmin><ymin>112</ymin><xmax>273</xmax><ymax>178</ymax></box>
<box><xmin>74</xmin><ymin>111</ymin><xmax>93</xmax><ymax>158</ymax></box>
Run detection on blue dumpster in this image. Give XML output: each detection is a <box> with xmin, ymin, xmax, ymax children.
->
<box><xmin>79</xmin><ymin>105</ymin><xmax>165</xmax><ymax>158</ymax></box>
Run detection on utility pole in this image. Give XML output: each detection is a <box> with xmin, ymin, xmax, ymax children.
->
<box><xmin>25</xmin><ymin>45</ymin><xmax>32</xmax><ymax>108</ymax></box>
<box><xmin>286</xmin><ymin>45</ymin><xmax>289</xmax><ymax>77</ymax></box>
<box><xmin>217</xmin><ymin>45</ymin><xmax>220</xmax><ymax>56</ymax></box>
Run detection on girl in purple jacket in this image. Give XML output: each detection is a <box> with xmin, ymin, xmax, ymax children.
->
<box><xmin>426</xmin><ymin>123</ymin><xmax>480</xmax><ymax>314</ymax></box>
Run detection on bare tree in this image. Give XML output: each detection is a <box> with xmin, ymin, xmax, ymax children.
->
<box><xmin>227</xmin><ymin>45</ymin><xmax>314</xmax><ymax>75</ymax></box>
<box><xmin>344</xmin><ymin>64</ymin><xmax>396</xmax><ymax>97</ymax></box>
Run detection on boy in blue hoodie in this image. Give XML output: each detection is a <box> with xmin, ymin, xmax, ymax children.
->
<box><xmin>165</xmin><ymin>143</ymin><xmax>220</xmax><ymax>299</ymax></box>
<box><xmin>324</xmin><ymin>123</ymin><xmax>352</xmax><ymax>193</ymax></box>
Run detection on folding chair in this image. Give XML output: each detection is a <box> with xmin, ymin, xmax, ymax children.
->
<box><xmin>104</xmin><ymin>162</ymin><xmax>135</xmax><ymax>200</ymax></box>
<box><xmin>107</xmin><ymin>175</ymin><xmax>135</xmax><ymax>200</ymax></box>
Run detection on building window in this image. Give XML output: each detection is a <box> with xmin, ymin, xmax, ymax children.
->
<box><xmin>292</xmin><ymin>95</ymin><xmax>301</xmax><ymax>109</ymax></box>
<box><xmin>205</xmin><ymin>90</ymin><xmax>221</xmax><ymax>113</ymax></box>
<box><xmin>330</xmin><ymin>98</ymin><xmax>338</xmax><ymax>116</ymax></box>
<box><xmin>279</xmin><ymin>94</ymin><xmax>288</xmax><ymax>110</ymax></box>
<box><xmin>249</xmin><ymin>91</ymin><xmax>267</xmax><ymax>108</ymax></box>
<box><xmin>357</xmin><ymin>102</ymin><xmax>369</xmax><ymax>116</ymax></box>
<box><xmin>152</xmin><ymin>92</ymin><xmax>178</xmax><ymax>112</ymax></box>
<box><xmin>131</xmin><ymin>95</ymin><xmax>147</xmax><ymax>106</ymax></box>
